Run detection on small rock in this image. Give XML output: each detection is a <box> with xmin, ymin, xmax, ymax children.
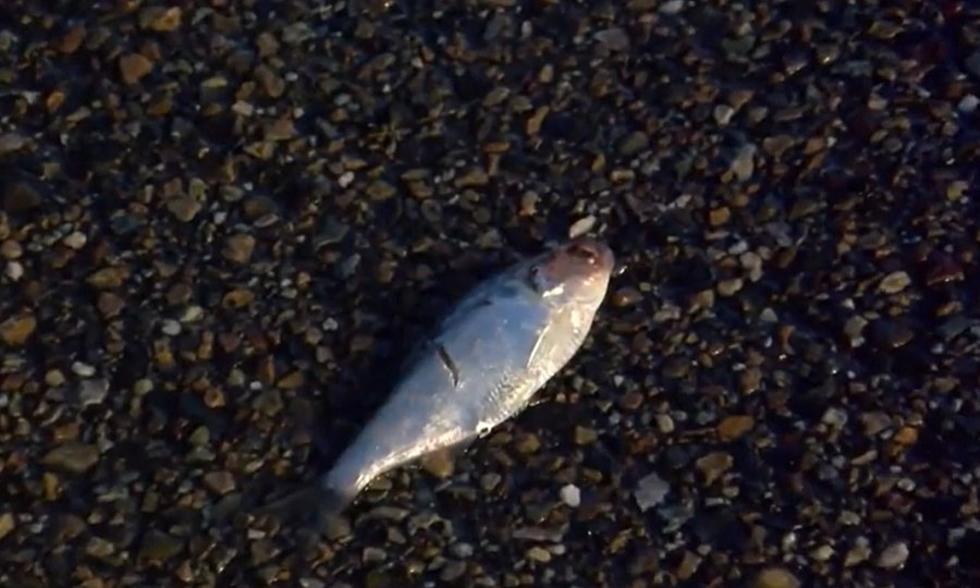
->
<box><xmin>366</xmin><ymin>180</ymin><xmax>397</xmax><ymax>200</ymax></box>
<box><xmin>526</xmin><ymin>546</ymin><xmax>552</xmax><ymax>563</ymax></box>
<box><xmin>676</xmin><ymin>550</ymin><xmax>702</xmax><ymax>580</ymax></box>
<box><xmin>822</xmin><ymin>407</ymin><xmax>848</xmax><ymax>428</ymax></box>
<box><xmin>655</xmin><ymin>413</ymin><xmax>675</xmax><ymax>433</ymax></box>
<box><xmin>877</xmin><ymin>541</ymin><xmax>909</xmax><ymax>569</ymax></box>
<box><xmin>717</xmin><ymin>415</ymin><xmax>754</xmax><ymax>441</ymax></box>
<box><xmin>140</xmin><ymin>6</ymin><xmax>182</xmax><ymax>31</ymax></box>
<box><xmin>730</xmin><ymin>144</ymin><xmax>756</xmax><ymax>181</ymax></box>
<box><xmin>119</xmin><ymin>53</ymin><xmax>154</xmax><ymax>85</ymax></box>
<box><xmin>0</xmin><ymin>512</ymin><xmax>14</xmax><ymax>540</ymax></box>
<box><xmin>845</xmin><ymin>539</ymin><xmax>871</xmax><ymax>567</ymax></box>
<box><xmin>594</xmin><ymin>28</ymin><xmax>630</xmax><ymax>51</ymax></box>
<box><xmin>879</xmin><ymin>271</ymin><xmax>911</xmax><ymax>294</ymax></box>
<box><xmin>42</xmin><ymin>442</ymin><xmax>99</xmax><ymax>474</ymax></box>
<box><xmin>4</xmin><ymin>180</ymin><xmax>43</xmax><ymax>212</ymax></box>
<box><xmin>222</xmin><ymin>234</ymin><xmax>256</xmax><ymax>264</ymax></box>
<box><xmin>87</xmin><ymin>266</ymin><xmax>128</xmax><ymax>289</ymax></box>
<box><xmin>560</xmin><ymin>484</ymin><xmax>581</xmax><ymax>507</ymax></box>
<box><xmin>166</xmin><ymin>197</ymin><xmax>202</xmax><ymax>222</ymax></box>
<box><xmin>85</xmin><ymin>536</ymin><xmax>116</xmax><ymax>559</ymax></box>
<box><xmin>0</xmin><ymin>313</ymin><xmax>36</xmax><ymax>346</ymax></box>
<box><xmin>965</xmin><ymin>50</ymin><xmax>980</xmax><ymax>78</ymax></box>
<box><xmin>420</xmin><ymin>449</ymin><xmax>454</xmax><ymax>479</ymax></box>
<box><xmin>5</xmin><ymin>261</ymin><xmax>23</xmax><ymax>281</ymax></box>
<box><xmin>203</xmin><ymin>471</ymin><xmax>236</xmax><ymax>495</ymax></box>
<box><xmin>958</xmin><ymin>95</ymin><xmax>979</xmax><ymax>113</ymax></box>
<box><xmin>454</xmin><ymin>168</ymin><xmax>489</xmax><ymax>188</ymax></box>
<box><xmin>861</xmin><ymin>412</ymin><xmax>892</xmax><ymax>436</ymax></box>
<box><xmin>717</xmin><ymin>277</ymin><xmax>743</xmax><ymax>296</ymax></box>
<box><xmin>574</xmin><ymin>426</ymin><xmax>598</xmax><ymax>445</ymax></box>
<box><xmin>440</xmin><ymin>561</ymin><xmax>467</xmax><ymax>582</ymax></box>
<box><xmin>634</xmin><ymin>472</ymin><xmax>670</xmax><ymax>510</ymax></box>
<box><xmin>753</xmin><ymin>567</ymin><xmax>800</xmax><ymax>588</ymax></box>
<box><xmin>0</xmin><ymin>240</ymin><xmax>22</xmax><ymax>259</ymax></box>
<box><xmin>71</xmin><ymin>362</ymin><xmax>95</xmax><ymax>377</ymax></box>
<box><xmin>618</xmin><ymin>131</ymin><xmax>649</xmax><ymax>156</ymax></box>
<box><xmin>844</xmin><ymin>315</ymin><xmax>868</xmax><ymax>347</ymax></box>
<box><xmin>695</xmin><ymin>452</ymin><xmax>733</xmax><ymax>485</ymax></box>
<box><xmin>0</xmin><ymin>133</ymin><xmax>27</xmax><ymax>155</ymax></box>
<box><xmin>713</xmin><ymin>104</ymin><xmax>735</xmax><ymax>125</ymax></box>
<box><xmin>362</xmin><ymin>546</ymin><xmax>387</xmax><ymax>564</ymax></box>
<box><xmin>568</xmin><ymin>215</ymin><xmax>596</xmax><ymax>238</ymax></box>
<box><xmin>481</xmin><ymin>472</ymin><xmax>501</xmax><ymax>491</ymax></box>
<box><xmin>139</xmin><ymin>530</ymin><xmax>183</xmax><ymax>563</ymax></box>
<box><xmin>810</xmin><ymin>544</ymin><xmax>835</xmax><ymax>561</ymax></box>
<box><xmin>62</xmin><ymin>231</ymin><xmax>87</xmax><ymax>250</ymax></box>
<box><xmin>708</xmin><ymin>207</ymin><xmax>730</xmax><ymax>226</ymax></box>
<box><xmin>78</xmin><ymin>379</ymin><xmax>108</xmax><ymax>406</ymax></box>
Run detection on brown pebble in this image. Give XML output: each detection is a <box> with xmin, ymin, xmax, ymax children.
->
<box><xmin>420</xmin><ymin>448</ymin><xmax>454</xmax><ymax>479</ymax></box>
<box><xmin>119</xmin><ymin>53</ymin><xmax>154</xmax><ymax>85</ymax></box>
<box><xmin>514</xmin><ymin>432</ymin><xmax>541</xmax><ymax>454</ymax></box>
<box><xmin>717</xmin><ymin>415</ymin><xmax>755</xmax><ymax>442</ymax></box>
<box><xmin>0</xmin><ymin>312</ymin><xmax>36</xmax><ymax>346</ymax></box>
<box><xmin>878</xmin><ymin>271</ymin><xmax>911</xmax><ymax>294</ymax></box>
<box><xmin>42</xmin><ymin>442</ymin><xmax>100</xmax><ymax>474</ymax></box>
<box><xmin>87</xmin><ymin>266</ymin><xmax>129</xmax><ymax>289</ymax></box>
<box><xmin>717</xmin><ymin>277</ymin><xmax>744</xmax><ymax>297</ymax></box>
<box><xmin>753</xmin><ymin>567</ymin><xmax>800</xmax><ymax>588</ymax></box>
<box><xmin>203</xmin><ymin>471</ymin><xmax>236</xmax><ymax>495</ymax></box>
<box><xmin>276</xmin><ymin>371</ymin><xmax>305</xmax><ymax>389</ymax></box>
<box><xmin>57</xmin><ymin>26</ymin><xmax>86</xmax><ymax>54</ymax></box>
<box><xmin>574</xmin><ymin>426</ymin><xmax>598</xmax><ymax>445</ymax></box>
<box><xmin>222</xmin><ymin>288</ymin><xmax>254</xmax><ymax>309</ymax></box>
<box><xmin>0</xmin><ymin>512</ymin><xmax>14</xmax><ymax>540</ymax></box>
<box><xmin>222</xmin><ymin>234</ymin><xmax>256</xmax><ymax>264</ymax></box>
<box><xmin>143</xmin><ymin>7</ymin><xmax>182</xmax><ymax>32</ymax></box>
<box><xmin>709</xmin><ymin>207</ymin><xmax>731</xmax><ymax>226</ymax></box>
<box><xmin>166</xmin><ymin>196</ymin><xmax>202</xmax><ymax>222</ymax></box>
<box><xmin>695</xmin><ymin>451</ymin><xmax>733</xmax><ymax>485</ymax></box>
<box><xmin>97</xmin><ymin>292</ymin><xmax>125</xmax><ymax>318</ymax></box>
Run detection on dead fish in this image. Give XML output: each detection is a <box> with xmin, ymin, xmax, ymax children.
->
<box><xmin>261</xmin><ymin>237</ymin><xmax>615</xmax><ymax>526</ymax></box>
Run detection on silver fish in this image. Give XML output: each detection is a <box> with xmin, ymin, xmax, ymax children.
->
<box><xmin>262</xmin><ymin>237</ymin><xmax>614</xmax><ymax>524</ymax></box>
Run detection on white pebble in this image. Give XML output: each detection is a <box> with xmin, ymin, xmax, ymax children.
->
<box><xmin>560</xmin><ymin>484</ymin><xmax>581</xmax><ymax>507</ymax></box>
<box><xmin>958</xmin><ymin>94</ymin><xmax>979</xmax><ymax>113</ymax></box>
<box><xmin>877</xmin><ymin>541</ymin><xmax>909</xmax><ymax>569</ymax></box>
<box><xmin>71</xmin><ymin>361</ymin><xmax>96</xmax><ymax>377</ymax></box>
<box><xmin>5</xmin><ymin>261</ymin><xmax>23</xmax><ymax>281</ymax></box>
<box><xmin>62</xmin><ymin>231</ymin><xmax>87</xmax><ymax>250</ymax></box>
<box><xmin>634</xmin><ymin>472</ymin><xmax>670</xmax><ymax>511</ymax></box>
<box><xmin>568</xmin><ymin>215</ymin><xmax>596</xmax><ymax>238</ymax></box>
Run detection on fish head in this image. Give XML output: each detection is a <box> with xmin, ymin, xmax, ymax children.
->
<box><xmin>524</xmin><ymin>237</ymin><xmax>615</xmax><ymax>307</ymax></box>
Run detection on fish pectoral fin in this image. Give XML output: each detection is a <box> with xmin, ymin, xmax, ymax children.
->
<box><xmin>434</xmin><ymin>342</ymin><xmax>460</xmax><ymax>387</ymax></box>
<box><xmin>525</xmin><ymin>322</ymin><xmax>552</xmax><ymax>369</ymax></box>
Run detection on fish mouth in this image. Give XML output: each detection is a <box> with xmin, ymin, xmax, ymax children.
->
<box><xmin>560</xmin><ymin>237</ymin><xmax>615</xmax><ymax>273</ymax></box>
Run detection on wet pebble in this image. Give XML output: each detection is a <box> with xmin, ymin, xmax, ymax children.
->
<box><xmin>634</xmin><ymin>472</ymin><xmax>670</xmax><ymax>511</ymax></box>
<box><xmin>42</xmin><ymin>443</ymin><xmax>99</xmax><ymax>474</ymax></box>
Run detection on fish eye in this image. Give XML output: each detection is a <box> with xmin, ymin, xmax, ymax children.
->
<box><xmin>567</xmin><ymin>243</ymin><xmax>597</xmax><ymax>264</ymax></box>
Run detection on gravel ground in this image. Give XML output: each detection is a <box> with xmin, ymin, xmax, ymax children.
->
<box><xmin>1</xmin><ymin>1</ymin><xmax>979</xmax><ymax>586</ymax></box>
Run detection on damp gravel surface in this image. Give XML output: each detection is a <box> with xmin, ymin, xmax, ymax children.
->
<box><xmin>1</xmin><ymin>1</ymin><xmax>979</xmax><ymax>587</ymax></box>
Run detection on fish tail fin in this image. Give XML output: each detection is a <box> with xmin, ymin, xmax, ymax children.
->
<box><xmin>256</xmin><ymin>479</ymin><xmax>354</xmax><ymax>531</ymax></box>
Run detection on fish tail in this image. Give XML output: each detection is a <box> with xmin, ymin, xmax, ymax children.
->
<box><xmin>256</xmin><ymin>479</ymin><xmax>354</xmax><ymax>531</ymax></box>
